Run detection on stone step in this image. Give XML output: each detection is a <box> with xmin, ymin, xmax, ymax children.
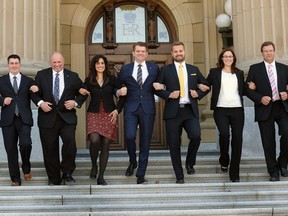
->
<box><xmin>1</xmin><ymin>192</ymin><xmax>288</xmax><ymax>213</ymax></box>
<box><xmin>0</xmin><ymin>155</ymin><xmax>286</xmax><ymax>216</ymax></box>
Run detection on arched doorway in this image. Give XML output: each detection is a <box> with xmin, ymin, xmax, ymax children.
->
<box><xmin>85</xmin><ymin>0</ymin><xmax>177</xmax><ymax>150</ymax></box>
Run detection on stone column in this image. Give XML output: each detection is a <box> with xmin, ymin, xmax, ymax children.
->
<box><xmin>0</xmin><ymin>0</ymin><xmax>54</xmax><ymax>75</ymax></box>
<box><xmin>233</xmin><ymin>0</ymin><xmax>288</xmax><ymax>72</ymax></box>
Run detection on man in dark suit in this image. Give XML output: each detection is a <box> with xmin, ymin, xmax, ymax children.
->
<box><xmin>154</xmin><ymin>41</ymin><xmax>209</xmax><ymax>183</ymax></box>
<box><xmin>117</xmin><ymin>42</ymin><xmax>159</xmax><ymax>184</ymax></box>
<box><xmin>246</xmin><ymin>41</ymin><xmax>288</xmax><ymax>181</ymax></box>
<box><xmin>34</xmin><ymin>52</ymin><xmax>86</xmax><ymax>185</ymax></box>
<box><xmin>0</xmin><ymin>54</ymin><xmax>38</xmax><ymax>186</ymax></box>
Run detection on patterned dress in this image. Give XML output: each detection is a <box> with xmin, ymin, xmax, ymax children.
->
<box><xmin>86</xmin><ymin>100</ymin><xmax>117</xmax><ymax>141</ymax></box>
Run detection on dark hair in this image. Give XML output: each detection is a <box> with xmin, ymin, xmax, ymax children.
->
<box><xmin>132</xmin><ymin>42</ymin><xmax>148</xmax><ymax>51</ymax></box>
<box><xmin>261</xmin><ymin>41</ymin><xmax>275</xmax><ymax>52</ymax></box>
<box><xmin>217</xmin><ymin>48</ymin><xmax>240</xmax><ymax>74</ymax></box>
<box><xmin>7</xmin><ymin>54</ymin><xmax>21</xmax><ymax>63</ymax></box>
<box><xmin>88</xmin><ymin>54</ymin><xmax>109</xmax><ymax>85</ymax></box>
<box><xmin>171</xmin><ymin>41</ymin><xmax>185</xmax><ymax>51</ymax></box>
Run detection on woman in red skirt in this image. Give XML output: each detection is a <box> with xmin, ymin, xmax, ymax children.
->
<box><xmin>82</xmin><ymin>55</ymin><xmax>125</xmax><ymax>185</ymax></box>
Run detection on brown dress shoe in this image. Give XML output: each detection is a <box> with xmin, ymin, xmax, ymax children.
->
<box><xmin>24</xmin><ymin>173</ymin><xmax>32</xmax><ymax>181</ymax></box>
<box><xmin>11</xmin><ymin>181</ymin><xmax>21</xmax><ymax>186</ymax></box>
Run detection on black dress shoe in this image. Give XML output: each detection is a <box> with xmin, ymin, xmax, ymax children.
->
<box><xmin>90</xmin><ymin>165</ymin><xmax>98</xmax><ymax>179</ymax></box>
<box><xmin>48</xmin><ymin>181</ymin><xmax>56</xmax><ymax>186</ymax></box>
<box><xmin>97</xmin><ymin>177</ymin><xmax>107</xmax><ymax>186</ymax></box>
<box><xmin>269</xmin><ymin>176</ymin><xmax>280</xmax><ymax>181</ymax></box>
<box><xmin>279</xmin><ymin>167</ymin><xmax>288</xmax><ymax>177</ymax></box>
<box><xmin>137</xmin><ymin>177</ymin><xmax>148</xmax><ymax>184</ymax></box>
<box><xmin>176</xmin><ymin>179</ymin><xmax>185</xmax><ymax>184</ymax></box>
<box><xmin>231</xmin><ymin>179</ymin><xmax>240</xmax><ymax>182</ymax></box>
<box><xmin>125</xmin><ymin>163</ymin><xmax>137</xmax><ymax>176</ymax></box>
<box><xmin>62</xmin><ymin>173</ymin><xmax>75</xmax><ymax>182</ymax></box>
<box><xmin>186</xmin><ymin>164</ymin><xmax>195</xmax><ymax>175</ymax></box>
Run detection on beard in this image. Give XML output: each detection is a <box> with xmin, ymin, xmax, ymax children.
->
<box><xmin>172</xmin><ymin>55</ymin><xmax>185</xmax><ymax>62</ymax></box>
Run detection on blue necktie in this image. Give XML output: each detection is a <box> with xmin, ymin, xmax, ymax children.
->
<box><xmin>13</xmin><ymin>76</ymin><xmax>19</xmax><ymax>114</ymax></box>
<box><xmin>137</xmin><ymin>64</ymin><xmax>142</xmax><ymax>86</ymax></box>
<box><xmin>53</xmin><ymin>73</ymin><xmax>60</xmax><ymax>103</ymax></box>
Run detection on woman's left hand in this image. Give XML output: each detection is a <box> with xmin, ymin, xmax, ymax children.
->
<box><xmin>109</xmin><ymin>109</ymin><xmax>118</xmax><ymax>124</ymax></box>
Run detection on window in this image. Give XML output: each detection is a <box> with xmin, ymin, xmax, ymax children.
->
<box><xmin>91</xmin><ymin>4</ymin><xmax>170</xmax><ymax>44</ymax></box>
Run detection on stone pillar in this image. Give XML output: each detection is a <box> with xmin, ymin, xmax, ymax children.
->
<box><xmin>233</xmin><ymin>0</ymin><xmax>288</xmax><ymax>72</ymax></box>
<box><xmin>0</xmin><ymin>0</ymin><xmax>53</xmax><ymax>75</ymax></box>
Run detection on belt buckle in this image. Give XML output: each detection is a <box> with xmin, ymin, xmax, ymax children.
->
<box><xmin>15</xmin><ymin>113</ymin><xmax>20</xmax><ymax>117</ymax></box>
<box><xmin>179</xmin><ymin>104</ymin><xmax>185</xmax><ymax>108</ymax></box>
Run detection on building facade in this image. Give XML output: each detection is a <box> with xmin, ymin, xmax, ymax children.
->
<box><xmin>0</xmin><ymin>0</ymin><xmax>287</xmax><ymax>150</ymax></box>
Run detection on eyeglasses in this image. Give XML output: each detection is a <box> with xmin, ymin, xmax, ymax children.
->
<box><xmin>222</xmin><ymin>55</ymin><xmax>234</xmax><ymax>59</ymax></box>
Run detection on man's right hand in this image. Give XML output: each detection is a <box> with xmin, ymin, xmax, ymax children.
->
<box><xmin>4</xmin><ymin>97</ymin><xmax>13</xmax><ymax>106</ymax></box>
<box><xmin>117</xmin><ymin>86</ymin><xmax>127</xmax><ymax>96</ymax></box>
<box><xmin>261</xmin><ymin>96</ymin><xmax>272</xmax><ymax>105</ymax></box>
<box><xmin>40</xmin><ymin>101</ymin><xmax>52</xmax><ymax>112</ymax></box>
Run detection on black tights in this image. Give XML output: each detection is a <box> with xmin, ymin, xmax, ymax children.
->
<box><xmin>89</xmin><ymin>133</ymin><xmax>111</xmax><ymax>180</ymax></box>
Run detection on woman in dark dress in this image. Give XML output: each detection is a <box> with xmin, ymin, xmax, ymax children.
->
<box><xmin>83</xmin><ymin>55</ymin><xmax>125</xmax><ymax>185</ymax></box>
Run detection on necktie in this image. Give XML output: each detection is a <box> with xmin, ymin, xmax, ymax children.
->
<box><xmin>267</xmin><ymin>64</ymin><xmax>279</xmax><ymax>101</ymax></box>
<box><xmin>13</xmin><ymin>76</ymin><xmax>19</xmax><ymax>114</ymax></box>
<box><xmin>54</xmin><ymin>73</ymin><xmax>60</xmax><ymax>104</ymax></box>
<box><xmin>137</xmin><ymin>64</ymin><xmax>142</xmax><ymax>86</ymax></box>
<box><xmin>179</xmin><ymin>64</ymin><xmax>185</xmax><ymax>97</ymax></box>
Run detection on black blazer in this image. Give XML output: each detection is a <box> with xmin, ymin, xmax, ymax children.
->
<box><xmin>206</xmin><ymin>68</ymin><xmax>245</xmax><ymax>110</ymax></box>
<box><xmin>246</xmin><ymin>61</ymin><xmax>288</xmax><ymax>121</ymax></box>
<box><xmin>84</xmin><ymin>75</ymin><xmax>125</xmax><ymax>113</ymax></box>
<box><xmin>0</xmin><ymin>73</ymin><xmax>38</xmax><ymax>126</ymax></box>
<box><xmin>34</xmin><ymin>68</ymin><xmax>87</xmax><ymax>128</ymax></box>
<box><xmin>156</xmin><ymin>63</ymin><xmax>209</xmax><ymax>120</ymax></box>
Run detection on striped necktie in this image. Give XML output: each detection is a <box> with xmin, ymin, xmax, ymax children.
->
<box><xmin>267</xmin><ymin>64</ymin><xmax>279</xmax><ymax>101</ymax></box>
<box><xmin>137</xmin><ymin>64</ymin><xmax>142</xmax><ymax>86</ymax></box>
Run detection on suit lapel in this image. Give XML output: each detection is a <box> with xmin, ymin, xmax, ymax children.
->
<box><xmin>61</xmin><ymin>69</ymin><xmax>70</xmax><ymax>100</ymax></box>
<box><xmin>4</xmin><ymin>74</ymin><xmax>15</xmax><ymax>93</ymax></box>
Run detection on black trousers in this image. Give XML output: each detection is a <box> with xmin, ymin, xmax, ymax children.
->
<box><xmin>39</xmin><ymin>115</ymin><xmax>77</xmax><ymax>184</ymax></box>
<box><xmin>213</xmin><ymin>107</ymin><xmax>244</xmax><ymax>180</ymax></box>
<box><xmin>2</xmin><ymin>116</ymin><xmax>32</xmax><ymax>183</ymax></box>
<box><xmin>258</xmin><ymin>101</ymin><xmax>288</xmax><ymax>177</ymax></box>
<box><xmin>165</xmin><ymin>105</ymin><xmax>201</xmax><ymax>180</ymax></box>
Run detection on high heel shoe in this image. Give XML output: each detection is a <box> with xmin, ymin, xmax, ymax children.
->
<box><xmin>221</xmin><ymin>166</ymin><xmax>228</xmax><ymax>172</ymax></box>
<box><xmin>97</xmin><ymin>177</ymin><xmax>107</xmax><ymax>186</ymax></box>
<box><xmin>90</xmin><ymin>165</ymin><xmax>98</xmax><ymax>179</ymax></box>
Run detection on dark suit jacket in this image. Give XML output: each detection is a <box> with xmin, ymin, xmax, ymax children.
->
<box><xmin>84</xmin><ymin>75</ymin><xmax>125</xmax><ymax>113</ymax></box>
<box><xmin>156</xmin><ymin>63</ymin><xmax>209</xmax><ymax>120</ymax></box>
<box><xmin>0</xmin><ymin>73</ymin><xmax>38</xmax><ymax>126</ymax></box>
<box><xmin>34</xmin><ymin>68</ymin><xmax>87</xmax><ymax>128</ymax></box>
<box><xmin>246</xmin><ymin>61</ymin><xmax>288</xmax><ymax>121</ymax></box>
<box><xmin>206</xmin><ymin>68</ymin><xmax>245</xmax><ymax>110</ymax></box>
<box><xmin>118</xmin><ymin>62</ymin><xmax>159</xmax><ymax>115</ymax></box>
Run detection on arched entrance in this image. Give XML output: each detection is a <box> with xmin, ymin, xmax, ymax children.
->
<box><xmin>85</xmin><ymin>0</ymin><xmax>178</xmax><ymax>150</ymax></box>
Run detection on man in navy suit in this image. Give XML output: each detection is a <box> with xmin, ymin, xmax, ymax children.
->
<box><xmin>246</xmin><ymin>41</ymin><xmax>288</xmax><ymax>181</ymax></box>
<box><xmin>117</xmin><ymin>42</ymin><xmax>160</xmax><ymax>184</ymax></box>
<box><xmin>34</xmin><ymin>52</ymin><xmax>87</xmax><ymax>185</ymax></box>
<box><xmin>0</xmin><ymin>54</ymin><xmax>38</xmax><ymax>186</ymax></box>
<box><xmin>154</xmin><ymin>41</ymin><xmax>209</xmax><ymax>183</ymax></box>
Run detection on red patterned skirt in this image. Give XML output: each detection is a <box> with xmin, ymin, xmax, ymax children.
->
<box><xmin>86</xmin><ymin>102</ymin><xmax>117</xmax><ymax>141</ymax></box>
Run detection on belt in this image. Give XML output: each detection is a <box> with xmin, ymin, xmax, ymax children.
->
<box><xmin>179</xmin><ymin>104</ymin><xmax>190</xmax><ymax>108</ymax></box>
<box><xmin>15</xmin><ymin>113</ymin><xmax>21</xmax><ymax>117</ymax></box>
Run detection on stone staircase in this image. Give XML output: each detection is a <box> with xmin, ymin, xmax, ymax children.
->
<box><xmin>0</xmin><ymin>151</ymin><xmax>288</xmax><ymax>216</ymax></box>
